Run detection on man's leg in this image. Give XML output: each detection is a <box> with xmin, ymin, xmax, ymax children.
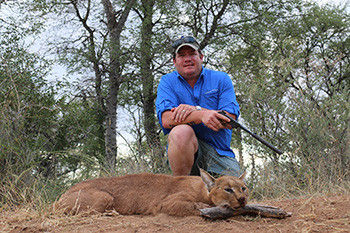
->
<box><xmin>167</xmin><ymin>125</ymin><xmax>198</xmax><ymax>176</ymax></box>
<box><xmin>197</xmin><ymin>139</ymin><xmax>242</xmax><ymax>177</ymax></box>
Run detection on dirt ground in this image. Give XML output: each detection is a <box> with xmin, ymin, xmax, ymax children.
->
<box><xmin>1</xmin><ymin>194</ymin><xmax>349</xmax><ymax>233</ymax></box>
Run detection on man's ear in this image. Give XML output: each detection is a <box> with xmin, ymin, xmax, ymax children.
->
<box><xmin>199</xmin><ymin>52</ymin><xmax>204</xmax><ymax>61</ymax></box>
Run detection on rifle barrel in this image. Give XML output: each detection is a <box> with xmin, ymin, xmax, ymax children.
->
<box><xmin>219</xmin><ymin>111</ymin><xmax>283</xmax><ymax>155</ymax></box>
<box><xmin>238</xmin><ymin>124</ymin><xmax>283</xmax><ymax>155</ymax></box>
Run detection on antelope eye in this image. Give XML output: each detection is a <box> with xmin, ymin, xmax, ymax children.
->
<box><xmin>224</xmin><ymin>188</ymin><xmax>234</xmax><ymax>194</ymax></box>
<box><xmin>242</xmin><ymin>187</ymin><xmax>246</xmax><ymax>192</ymax></box>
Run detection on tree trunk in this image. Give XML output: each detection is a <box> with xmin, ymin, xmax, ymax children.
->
<box><xmin>101</xmin><ymin>0</ymin><xmax>136</xmax><ymax>174</ymax></box>
<box><xmin>140</xmin><ymin>0</ymin><xmax>164</xmax><ymax>164</ymax></box>
<box><xmin>237</xmin><ymin>128</ymin><xmax>244</xmax><ymax>169</ymax></box>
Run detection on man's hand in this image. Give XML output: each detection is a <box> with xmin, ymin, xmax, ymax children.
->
<box><xmin>171</xmin><ymin>104</ymin><xmax>196</xmax><ymax>122</ymax></box>
<box><xmin>200</xmin><ymin>110</ymin><xmax>232</xmax><ymax>131</ymax></box>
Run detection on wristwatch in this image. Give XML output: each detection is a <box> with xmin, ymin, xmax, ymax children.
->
<box><xmin>196</xmin><ymin>106</ymin><xmax>202</xmax><ymax>111</ymax></box>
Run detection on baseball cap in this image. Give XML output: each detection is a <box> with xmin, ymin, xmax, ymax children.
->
<box><xmin>172</xmin><ymin>36</ymin><xmax>200</xmax><ymax>54</ymax></box>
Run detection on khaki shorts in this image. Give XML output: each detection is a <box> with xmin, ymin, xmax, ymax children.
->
<box><xmin>190</xmin><ymin>139</ymin><xmax>242</xmax><ymax>177</ymax></box>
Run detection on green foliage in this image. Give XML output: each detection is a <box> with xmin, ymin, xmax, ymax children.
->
<box><xmin>226</xmin><ymin>2</ymin><xmax>349</xmax><ymax>199</ymax></box>
<box><xmin>0</xmin><ymin>5</ymin><xmax>104</xmax><ymax>206</ymax></box>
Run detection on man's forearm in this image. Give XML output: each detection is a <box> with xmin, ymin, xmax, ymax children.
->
<box><xmin>161</xmin><ymin>110</ymin><xmax>204</xmax><ymax>129</ymax></box>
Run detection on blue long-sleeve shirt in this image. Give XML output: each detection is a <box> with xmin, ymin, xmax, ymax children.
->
<box><xmin>156</xmin><ymin>67</ymin><xmax>240</xmax><ymax>158</ymax></box>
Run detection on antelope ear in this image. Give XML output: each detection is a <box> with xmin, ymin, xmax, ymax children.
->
<box><xmin>239</xmin><ymin>171</ymin><xmax>247</xmax><ymax>180</ymax></box>
<box><xmin>199</xmin><ymin>168</ymin><xmax>216</xmax><ymax>192</ymax></box>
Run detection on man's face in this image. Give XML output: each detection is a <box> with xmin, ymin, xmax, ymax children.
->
<box><xmin>173</xmin><ymin>46</ymin><xmax>203</xmax><ymax>80</ymax></box>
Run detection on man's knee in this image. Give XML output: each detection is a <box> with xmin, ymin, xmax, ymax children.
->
<box><xmin>168</xmin><ymin>125</ymin><xmax>198</xmax><ymax>149</ymax></box>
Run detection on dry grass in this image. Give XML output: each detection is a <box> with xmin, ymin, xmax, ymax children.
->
<box><xmin>1</xmin><ymin>194</ymin><xmax>349</xmax><ymax>233</ymax></box>
<box><xmin>247</xmin><ymin>160</ymin><xmax>350</xmax><ymax>201</ymax></box>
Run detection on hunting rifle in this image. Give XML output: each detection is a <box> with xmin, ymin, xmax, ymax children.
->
<box><xmin>218</xmin><ymin>111</ymin><xmax>283</xmax><ymax>155</ymax></box>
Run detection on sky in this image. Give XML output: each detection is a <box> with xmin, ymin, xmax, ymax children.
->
<box><xmin>316</xmin><ymin>0</ymin><xmax>349</xmax><ymax>11</ymax></box>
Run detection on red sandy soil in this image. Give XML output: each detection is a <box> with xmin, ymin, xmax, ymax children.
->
<box><xmin>1</xmin><ymin>194</ymin><xmax>349</xmax><ymax>233</ymax></box>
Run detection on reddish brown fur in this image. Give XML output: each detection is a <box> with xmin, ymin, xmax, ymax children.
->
<box><xmin>54</xmin><ymin>169</ymin><xmax>249</xmax><ymax>216</ymax></box>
